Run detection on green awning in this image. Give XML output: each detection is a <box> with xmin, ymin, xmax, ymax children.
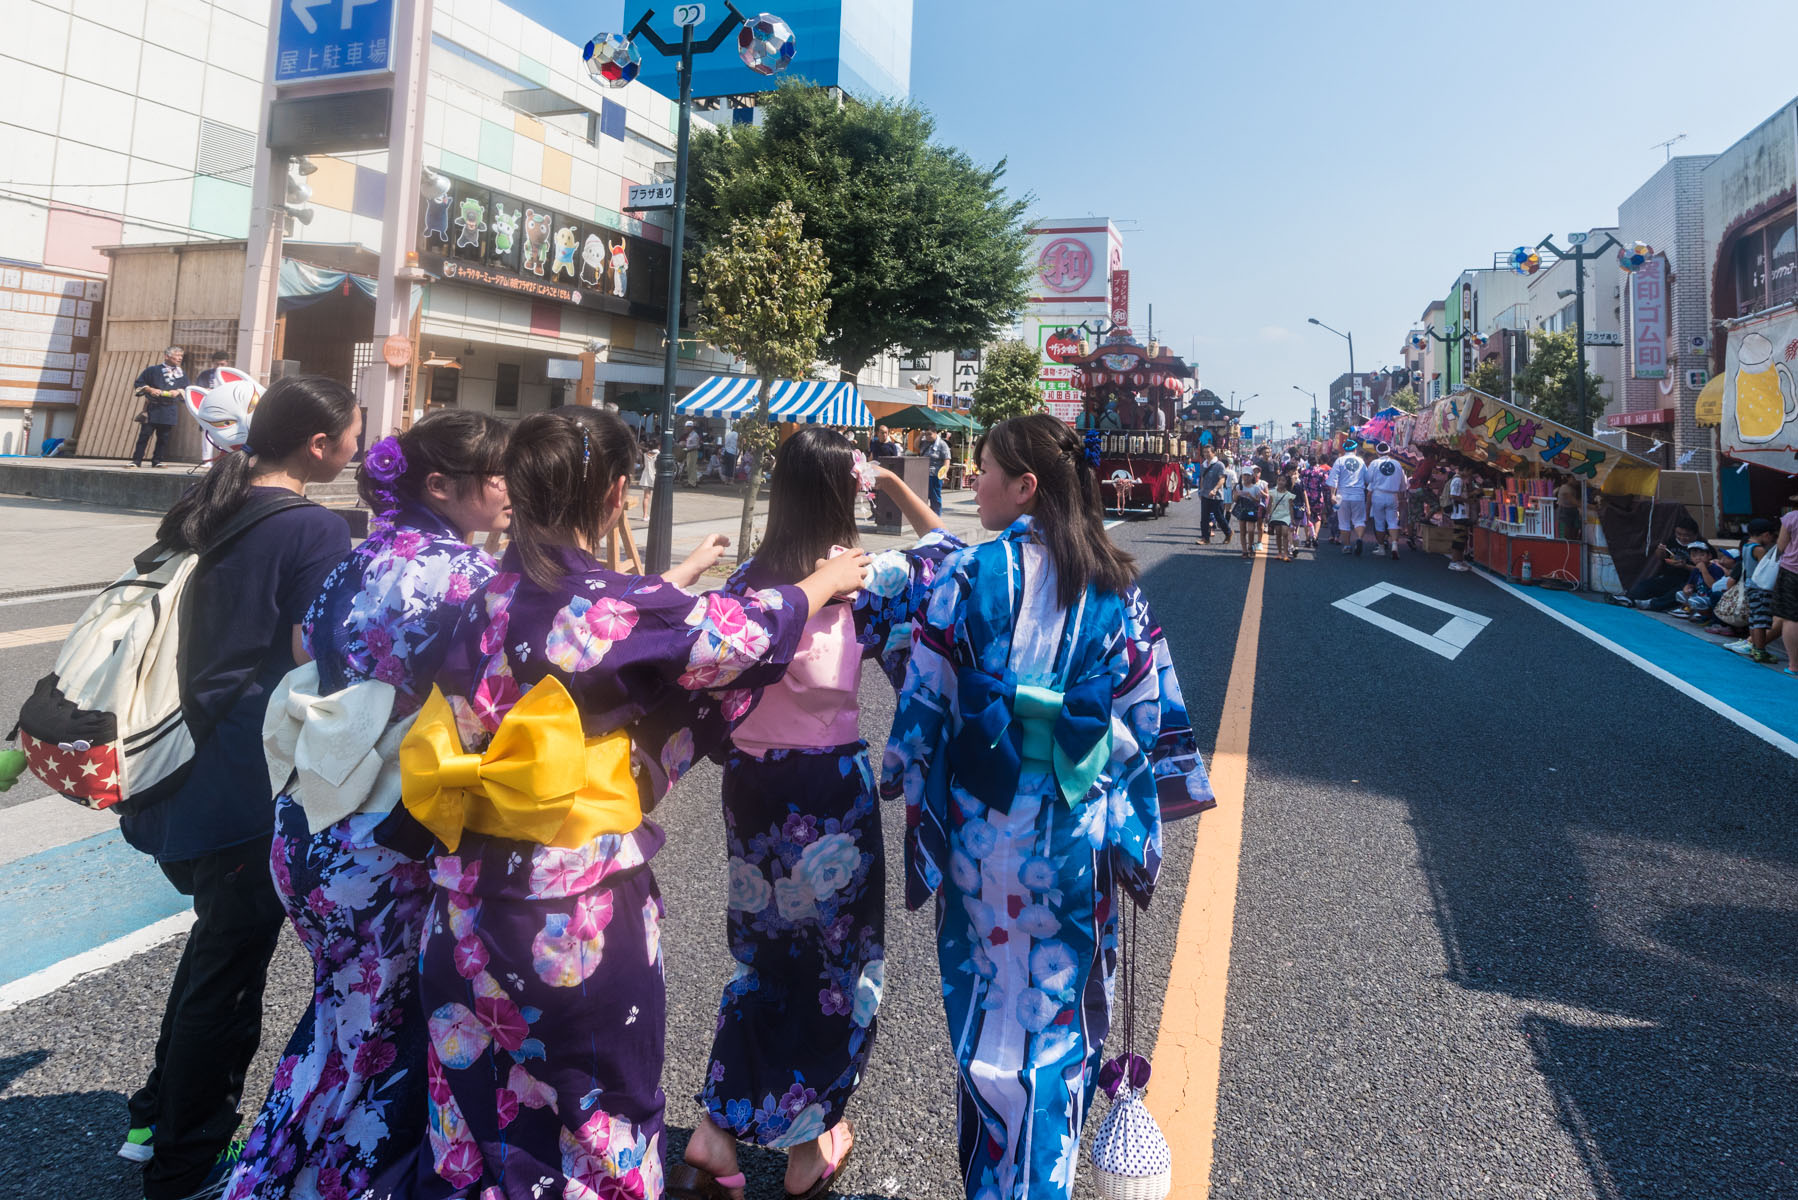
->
<box><xmin>881</xmin><ymin>404</ymin><xmax>962</xmax><ymax>431</ymax></box>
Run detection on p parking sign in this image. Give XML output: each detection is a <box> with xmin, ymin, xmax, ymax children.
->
<box><xmin>276</xmin><ymin>0</ymin><xmax>397</xmax><ymax>84</ymax></box>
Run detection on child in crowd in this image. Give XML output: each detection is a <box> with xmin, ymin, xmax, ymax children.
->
<box><xmin>676</xmin><ymin>430</ymin><xmax>961</xmax><ymax>1200</ymax></box>
<box><xmin>1268</xmin><ymin>472</ymin><xmax>1298</xmax><ymax>562</ymax></box>
<box><xmin>1669</xmin><ymin>541</ymin><xmax>1727</xmax><ymax>620</ymax></box>
<box><xmin>883</xmin><ymin>413</ymin><xmax>1212</xmax><ymax>1200</ymax></box>
<box><xmin>1234</xmin><ymin>465</ymin><xmax>1268</xmax><ymax>560</ymax></box>
<box><xmin>120</xmin><ymin>376</ymin><xmax>359</xmax><ymax>1200</ymax></box>
<box><xmin>227</xmin><ymin>411</ymin><xmax>513</xmax><ymax>1200</ymax></box>
<box><xmin>1726</xmin><ymin>519</ymin><xmax>1780</xmax><ymax>663</ymax></box>
<box><xmin>403</xmin><ymin>409</ymin><xmax>869</xmax><ymax>1199</ymax></box>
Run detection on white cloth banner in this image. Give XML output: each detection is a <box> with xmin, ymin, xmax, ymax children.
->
<box><xmin>1720</xmin><ymin>310</ymin><xmax>1798</xmax><ymax>467</ymax></box>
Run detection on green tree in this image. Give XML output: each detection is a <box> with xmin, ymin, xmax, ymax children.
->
<box><xmin>694</xmin><ymin>201</ymin><xmax>831</xmax><ymax>560</ymax></box>
<box><xmin>687</xmin><ymin>80</ymin><xmax>1032</xmax><ymax>381</ymax></box>
<box><xmin>1466</xmin><ymin>360</ymin><xmax>1505</xmax><ymax>401</ymax></box>
<box><xmin>970</xmin><ymin>340</ymin><xmax>1042</xmax><ymax>427</ymax></box>
<box><xmin>1514</xmin><ymin>329</ymin><xmax>1606</xmax><ymax>432</ymax></box>
<box><xmin>1386</xmin><ymin>386</ymin><xmax>1420</xmax><ymax>413</ymax></box>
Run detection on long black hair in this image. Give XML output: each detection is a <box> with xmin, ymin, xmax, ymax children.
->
<box><xmin>977</xmin><ymin>412</ymin><xmax>1136</xmax><ymax>607</ymax></box>
<box><xmin>754</xmin><ymin>427</ymin><xmax>861</xmax><ymax>585</ymax></box>
<box><xmin>357</xmin><ymin>410</ymin><xmax>509</xmax><ymax>511</ymax></box>
<box><xmin>156</xmin><ymin>374</ymin><xmax>357</xmax><ymax>552</ymax></box>
<box><xmin>505</xmin><ymin>408</ymin><xmax>636</xmax><ymax>589</ymax></box>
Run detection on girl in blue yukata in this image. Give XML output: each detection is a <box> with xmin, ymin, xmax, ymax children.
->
<box><xmin>674</xmin><ymin>429</ymin><xmax>962</xmax><ymax>1200</ymax></box>
<box><xmin>228</xmin><ymin>410</ymin><xmax>514</xmax><ymax>1200</ymax></box>
<box><xmin>881</xmin><ymin>413</ymin><xmax>1214</xmax><ymax>1200</ymax></box>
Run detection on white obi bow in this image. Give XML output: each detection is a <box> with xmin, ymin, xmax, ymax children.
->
<box><xmin>262</xmin><ymin>662</ymin><xmax>418</xmax><ymax>829</ymax></box>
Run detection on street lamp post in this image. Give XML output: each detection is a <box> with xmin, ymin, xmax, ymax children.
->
<box><xmin>1292</xmin><ymin>385</ymin><xmax>1317</xmax><ymax>440</ymax></box>
<box><xmin>1307</xmin><ymin>316</ymin><xmax>1356</xmax><ymax>424</ymax></box>
<box><xmin>1423</xmin><ymin>323</ymin><xmax>1473</xmax><ymax>401</ymax></box>
<box><xmin>1536</xmin><ymin>232</ymin><xmax>1621</xmax><ymax>433</ymax></box>
<box><xmin>586</xmin><ymin>3</ymin><xmax>791</xmax><ymax>573</ymax></box>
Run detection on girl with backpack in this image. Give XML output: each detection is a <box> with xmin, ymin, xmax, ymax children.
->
<box><xmin>401</xmin><ymin>409</ymin><xmax>870</xmax><ymax>1200</ymax></box>
<box><xmin>118</xmin><ymin>376</ymin><xmax>359</xmax><ymax>1200</ymax></box>
<box><xmin>675</xmin><ymin>431</ymin><xmax>961</xmax><ymax>1200</ymax></box>
<box><xmin>1234</xmin><ymin>464</ymin><xmax>1268</xmax><ymax>559</ymax></box>
<box><xmin>224</xmin><ymin>411</ymin><xmax>513</xmax><ymax>1200</ymax></box>
<box><xmin>881</xmin><ymin>414</ymin><xmax>1213</xmax><ymax>1200</ymax></box>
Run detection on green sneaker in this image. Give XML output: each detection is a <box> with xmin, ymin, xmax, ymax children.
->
<box><xmin>117</xmin><ymin>1125</ymin><xmax>154</xmax><ymax>1164</ymax></box>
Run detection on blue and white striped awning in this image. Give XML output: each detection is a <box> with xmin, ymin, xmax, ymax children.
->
<box><xmin>673</xmin><ymin>376</ymin><xmax>871</xmax><ymax>426</ymax></box>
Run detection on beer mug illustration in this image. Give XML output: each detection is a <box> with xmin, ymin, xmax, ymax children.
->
<box><xmin>1731</xmin><ymin>332</ymin><xmax>1797</xmax><ymax>444</ymax></box>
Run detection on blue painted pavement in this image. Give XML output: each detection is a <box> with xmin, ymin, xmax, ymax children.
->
<box><xmin>1521</xmin><ymin>583</ymin><xmax>1798</xmax><ymax>750</ymax></box>
<box><xmin>0</xmin><ymin>831</ymin><xmax>187</xmax><ymax>986</ymax></box>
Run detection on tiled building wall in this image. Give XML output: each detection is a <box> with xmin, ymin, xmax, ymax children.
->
<box><xmin>1617</xmin><ymin>157</ymin><xmax>1715</xmax><ymax>471</ymax></box>
<box><xmin>0</xmin><ymin>0</ymin><xmax>271</xmax><ymax>273</ymax></box>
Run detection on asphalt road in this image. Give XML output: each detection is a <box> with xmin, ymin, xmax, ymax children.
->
<box><xmin>0</xmin><ymin>509</ymin><xmax>1792</xmax><ymax>1200</ymax></box>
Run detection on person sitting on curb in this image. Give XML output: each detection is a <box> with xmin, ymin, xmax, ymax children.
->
<box><xmin>1664</xmin><ymin>541</ymin><xmax>1727</xmax><ymax>621</ymax></box>
<box><xmin>1610</xmin><ymin>517</ymin><xmax>1700</xmax><ymax>607</ymax></box>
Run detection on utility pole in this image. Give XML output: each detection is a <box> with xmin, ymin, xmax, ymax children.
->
<box><xmin>1537</xmin><ymin>232</ymin><xmax>1621</xmax><ymax>433</ymax></box>
<box><xmin>1425</xmin><ymin>323</ymin><xmax>1473</xmax><ymax>401</ymax></box>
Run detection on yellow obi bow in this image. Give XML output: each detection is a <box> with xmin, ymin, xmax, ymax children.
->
<box><xmin>400</xmin><ymin>678</ymin><xmax>641</xmax><ymax>852</ymax></box>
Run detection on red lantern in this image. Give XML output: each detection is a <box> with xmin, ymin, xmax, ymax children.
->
<box><xmin>1132</xmin><ymin>372</ymin><xmax>1146</xmax><ymax>387</ymax></box>
<box><xmin>1071</xmin><ymin>369</ymin><xmax>1087</xmax><ymax>390</ymax></box>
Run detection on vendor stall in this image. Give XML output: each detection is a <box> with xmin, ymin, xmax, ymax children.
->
<box><xmin>1400</xmin><ymin>390</ymin><xmax>1660</xmax><ymax>586</ymax></box>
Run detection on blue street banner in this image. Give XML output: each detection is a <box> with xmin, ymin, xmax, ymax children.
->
<box><xmin>275</xmin><ymin>0</ymin><xmax>397</xmax><ymax>84</ymax></box>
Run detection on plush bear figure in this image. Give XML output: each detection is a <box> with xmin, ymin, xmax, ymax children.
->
<box><xmin>423</xmin><ymin>176</ymin><xmax>453</xmax><ymax>243</ymax></box>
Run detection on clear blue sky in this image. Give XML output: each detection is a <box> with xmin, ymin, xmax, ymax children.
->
<box><xmin>508</xmin><ymin>0</ymin><xmax>1794</xmax><ymax>435</ymax></box>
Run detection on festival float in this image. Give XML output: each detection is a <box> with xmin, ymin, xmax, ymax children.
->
<box><xmin>1060</xmin><ymin>335</ymin><xmax>1197</xmax><ymax>517</ymax></box>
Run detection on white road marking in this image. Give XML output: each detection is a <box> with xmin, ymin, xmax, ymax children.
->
<box><xmin>1333</xmin><ymin>581</ymin><xmax>1492</xmax><ymax>661</ymax></box>
<box><xmin>0</xmin><ymin>794</ymin><xmax>119</xmax><ymax>868</ymax></box>
<box><xmin>0</xmin><ymin>910</ymin><xmax>194</xmax><ymax>1014</ymax></box>
<box><xmin>1104</xmin><ymin>519</ymin><xmax>1123</xmax><ymax>530</ymax></box>
<box><xmin>1474</xmin><ymin>571</ymin><xmax>1798</xmax><ymax>761</ymax></box>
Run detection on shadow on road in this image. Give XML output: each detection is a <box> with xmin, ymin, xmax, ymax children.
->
<box><xmin>1404</xmin><ymin>706</ymin><xmax>1797</xmax><ymax>1198</ymax></box>
<box><xmin>0</xmin><ymin>1049</ymin><xmax>141</xmax><ymax>1198</ymax></box>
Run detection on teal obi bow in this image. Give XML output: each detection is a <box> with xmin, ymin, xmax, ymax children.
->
<box><xmin>948</xmin><ymin>671</ymin><xmax>1113</xmax><ymax>811</ymax></box>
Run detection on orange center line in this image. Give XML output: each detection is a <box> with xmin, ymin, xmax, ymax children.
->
<box><xmin>1145</xmin><ymin>538</ymin><xmax>1265</xmax><ymax>1198</ymax></box>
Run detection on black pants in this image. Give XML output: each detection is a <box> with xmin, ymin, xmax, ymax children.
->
<box><xmin>1626</xmin><ymin>570</ymin><xmax>1687</xmax><ymax>602</ymax></box>
<box><xmin>129</xmin><ymin>835</ymin><xmax>285</xmax><ymax>1199</ymax></box>
<box><xmin>133</xmin><ymin>421</ymin><xmax>174</xmax><ymax>466</ymax></box>
<box><xmin>1201</xmin><ymin>496</ymin><xmax>1231</xmax><ymax>539</ymax></box>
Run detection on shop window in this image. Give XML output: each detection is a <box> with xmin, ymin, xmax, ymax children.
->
<box><xmin>897</xmin><ymin>351</ymin><xmax>931</xmax><ymax>371</ymax></box>
<box><xmin>1769</xmin><ymin>214</ymin><xmax>1797</xmax><ymax>308</ymax></box>
<box><xmin>495</xmin><ymin>362</ymin><xmax>520</xmax><ymax>411</ymax></box>
<box><xmin>1728</xmin><ymin>209</ymin><xmax>1796</xmax><ymax>317</ymax></box>
<box><xmin>430</xmin><ymin>368</ymin><xmax>460</xmax><ymax>407</ymax></box>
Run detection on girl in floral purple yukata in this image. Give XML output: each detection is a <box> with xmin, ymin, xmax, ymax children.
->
<box><xmin>401</xmin><ymin>409</ymin><xmax>869</xmax><ymax>1200</ymax></box>
<box><xmin>882</xmin><ymin>414</ymin><xmax>1213</xmax><ymax>1200</ymax></box>
<box><xmin>227</xmin><ymin>411</ymin><xmax>513</xmax><ymax>1200</ymax></box>
<box><xmin>674</xmin><ymin>429</ymin><xmax>962</xmax><ymax>1200</ymax></box>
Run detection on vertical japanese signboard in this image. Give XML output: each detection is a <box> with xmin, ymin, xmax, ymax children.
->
<box><xmin>1109</xmin><ymin>269</ymin><xmax>1130</xmax><ymax>329</ymax></box>
<box><xmin>1630</xmin><ymin>255</ymin><xmax>1668</xmax><ymax>380</ymax></box>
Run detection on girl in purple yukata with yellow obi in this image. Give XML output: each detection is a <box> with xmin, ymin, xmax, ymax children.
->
<box><xmin>397</xmin><ymin>410</ymin><xmax>870</xmax><ymax>1200</ymax></box>
<box><xmin>672</xmin><ymin>429</ymin><xmax>962</xmax><ymax>1200</ymax></box>
<box><xmin>882</xmin><ymin>414</ymin><xmax>1214</xmax><ymax>1200</ymax></box>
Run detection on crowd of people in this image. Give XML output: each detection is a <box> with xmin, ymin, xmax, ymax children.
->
<box><xmin>102</xmin><ymin>378</ymin><xmax>1212</xmax><ymax>1200</ymax></box>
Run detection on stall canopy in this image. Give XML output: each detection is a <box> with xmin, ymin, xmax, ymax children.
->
<box><xmin>880</xmin><ymin>404</ymin><xmax>963</xmax><ymax>432</ymax></box>
<box><xmin>674</xmin><ymin>376</ymin><xmax>871</xmax><ymax>426</ymax></box>
<box><xmin>1400</xmin><ymin>390</ymin><xmax>1660</xmax><ymax>496</ymax></box>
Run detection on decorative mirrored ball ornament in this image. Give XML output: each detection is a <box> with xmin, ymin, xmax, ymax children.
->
<box><xmin>1509</xmin><ymin>246</ymin><xmax>1542</xmax><ymax>276</ymax></box>
<box><xmin>738</xmin><ymin>13</ymin><xmax>797</xmax><ymax>76</ymax></box>
<box><xmin>1616</xmin><ymin>240</ymin><xmax>1653</xmax><ymax>272</ymax></box>
<box><xmin>583</xmin><ymin>33</ymin><xmax>641</xmax><ymax>88</ymax></box>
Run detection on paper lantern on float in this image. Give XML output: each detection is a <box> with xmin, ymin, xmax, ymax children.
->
<box><xmin>1132</xmin><ymin>372</ymin><xmax>1146</xmax><ymax>387</ymax></box>
<box><xmin>1071</xmin><ymin>369</ymin><xmax>1088</xmax><ymax>390</ymax></box>
<box><xmin>582</xmin><ymin>33</ymin><xmax>641</xmax><ymax>87</ymax></box>
<box><xmin>1617</xmin><ymin>240</ymin><xmax>1653</xmax><ymax>272</ymax></box>
<box><xmin>1509</xmin><ymin>246</ymin><xmax>1542</xmax><ymax>276</ymax></box>
<box><xmin>738</xmin><ymin>13</ymin><xmax>797</xmax><ymax>75</ymax></box>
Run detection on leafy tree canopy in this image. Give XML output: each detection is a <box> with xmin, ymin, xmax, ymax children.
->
<box><xmin>970</xmin><ymin>340</ymin><xmax>1043</xmax><ymax>427</ymax></box>
<box><xmin>1385</xmin><ymin>386</ymin><xmax>1419</xmax><ymax>413</ymax></box>
<box><xmin>687</xmin><ymin>80</ymin><xmax>1032</xmax><ymax>380</ymax></box>
<box><xmin>695</xmin><ymin>200</ymin><xmax>830</xmax><ymax>557</ymax></box>
<box><xmin>1513</xmin><ymin>329</ymin><xmax>1606</xmax><ymax>433</ymax></box>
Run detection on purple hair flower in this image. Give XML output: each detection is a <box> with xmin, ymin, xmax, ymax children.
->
<box><xmin>364</xmin><ymin>436</ymin><xmax>407</xmax><ymax>483</ymax></box>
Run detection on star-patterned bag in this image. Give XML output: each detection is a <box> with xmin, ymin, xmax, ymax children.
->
<box><xmin>10</xmin><ymin>495</ymin><xmax>311</xmax><ymax>811</ymax></box>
